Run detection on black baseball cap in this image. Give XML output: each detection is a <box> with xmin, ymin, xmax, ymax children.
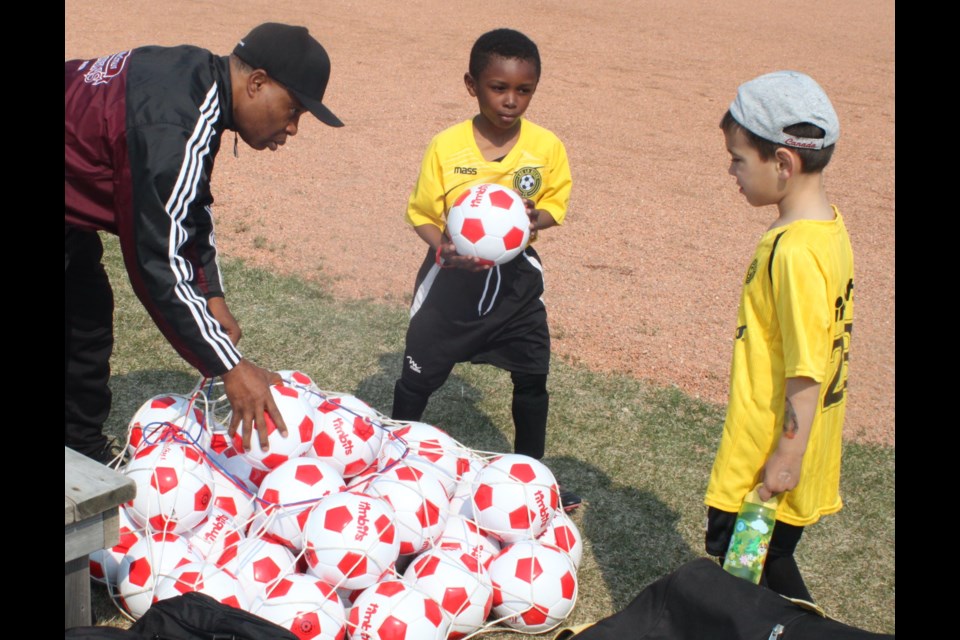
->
<box><xmin>233</xmin><ymin>23</ymin><xmax>344</xmax><ymax>127</ymax></box>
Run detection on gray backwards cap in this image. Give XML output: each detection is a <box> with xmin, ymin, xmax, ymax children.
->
<box><xmin>234</xmin><ymin>23</ymin><xmax>344</xmax><ymax>127</ymax></box>
<box><xmin>729</xmin><ymin>70</ymin><xmax>838</xmax><ymax>150</ymax></box>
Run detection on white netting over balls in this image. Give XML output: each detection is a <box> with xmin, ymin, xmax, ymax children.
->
<box><xmin>93</xmin><ymin>372</ymin><xmax>580</xmax><ymax>636</ymax></box>
<box><xmin>403</xmin><ymin>546</ymin><xmax>494</xmax><ymax>638</ymax></box>
<box><xmin>487</xmin><ymin>540</ymin><xmax>579</xmax><ymax>634</ymax></box>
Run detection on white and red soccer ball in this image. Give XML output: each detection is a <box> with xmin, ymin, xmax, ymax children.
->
<box><xmin>347</xmin><ymin>579</ymin><xmax>449</xmax><ymax>640</ymax></box>
<box><xmin>249</xmin><ymin>458</ymin><xmax>346</xmax><ymax>551</ymax></box>
<box><xmin>207</xmin><ymin>432</ymin><xmax>268</xmax><ymax>496</ymax></box>
<box><xmin>448</xmin><ymin>453</ymin><xmax>488</xmax><ymax>519</ymax></box>
<box><xmin>436</xmin><ymin>514</ymin><xmax>501</xmax><ymax>570</ymax></box>
<box><xmin>404</xmin><ymin>547</ymin><xmax>494</xmax><ymax>639</ymax></box>
<box><xmin>275</xmin><ymin>370</ymin><xmax>324</xmax><ymax>409</ymax></box>
<box><xmin>446</xmin><ymin>183</ymin><xmax>531</xmax><ymax>266</ymax></box>
<box><xmin>207</xmin><ymin>463</ymin><xmax>257</xmax><ymax>526</ymax></box>
<box><xmin>90</xmin><ymin>507</ymin><xmax>142</xmax><ymax>586</ymax></box>
<box><xmin>185</xmin><ymin>507</ymin><xmax>245</xmax><ymax>562</ymax></box>
<box><xmin>152</xmin><ymin>561</ymin><xmax>248</xmax><ymax>610</ymax></box>
<box><xmin>237</xmin><ymin>383</ymin><xmax>319</xmax><ymax>471</ymax></box>
<box><xmin>127</xmin><ymin>394</ymin><xmax>210</xmax><ymax>456</ymax></box>
<box><xmin>363</xmin><ymin>465</ymin><xmax>449</xmax><ymax>557</ymax></box>
<box><xmin>378</xmin><ymin>422</ymin><xmax>468</xmax><ymax>499</ymax></box>
<box><xmin>123</xmin><ymin>441</ymin><xmax>214</xmax><ymax>534</ymax></box>
<box><xmin>470</xmin><ymin>454</ymin><xmax>560</xmax><ymax>543</ymax></box>
<box><xmin>488</xmin><ymin>540</ymin><xmax>578</xmax><ymax>633</ymax></box>
<box><xmin>116</xmin><ymin>531</ymin><xmax>201</xmax><ymax>618</ymax></box>
<box><xmin>310</xmin><ymin>394</ymin><xmax>384</xmax><ymax>479</ymax></box>
<box><xmin>302</xmin><ymin>491</ymin><xmax>400</xmax><ymax>591</ymax></box>
<box><xmin>217</xmin><ymin>537</ymin><xmax>298</xmax><ymax>601</ymax></box>
<box><xmin>251</xmin><ymin>573</ymin><xmax>347</xmax><ymax>640</ymax></box>
<box><xmin>538</xmin><ymin>507</ymin><xmax>584</xmax><ymax>570</ymax></box>
<box><xmin>345</xmin><ymin>461</ymin><xmax>381</xmax><ymax>491</ymax></box>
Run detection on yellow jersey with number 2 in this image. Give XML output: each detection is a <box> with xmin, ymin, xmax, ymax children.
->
<box><xmin>705</xmin><ymin>206</ymin><xmax>855</xmax><ymax>527</ymax></box>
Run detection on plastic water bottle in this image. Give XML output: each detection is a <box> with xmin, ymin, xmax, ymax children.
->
<box><xmin>722</xmin><ymin>484</ymin><xmax>780</xmax><ymax>584</ymax></box>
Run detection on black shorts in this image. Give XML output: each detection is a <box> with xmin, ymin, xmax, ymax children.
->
<box><xmin>400</xmin><ymin>246</ymin><xmax>550</xmax><ymax>391</ymax></box>
<box><xmin>705</xmin><ymin>506</ymin><xmax>805</xmax><ymax>558</ymax></box>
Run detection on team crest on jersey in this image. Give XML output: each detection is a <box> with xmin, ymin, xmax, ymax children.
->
<box><xmin>513</xmin><ymin>167</ymin><xmax>542</xmax><ymax>197</ymax></box>
<box><xmin>83</xmin><ymin>51</ymin><xmax>131</xmax><ymax>86</ymax></box>
<box><xmin>744</xmin><ymin>259</ymin><xmax>758</xmax><ymax>285</ymax></box>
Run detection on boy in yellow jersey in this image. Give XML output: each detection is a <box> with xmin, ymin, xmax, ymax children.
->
<box><xmin>704</xmin><ymin>71</ymin><xmax>854</xmax><ymax>601</ymax></box>
<box><xmin>391</xmin><ymin>28</ymin><xmax>580</xmax><ymax>510</ymax></box>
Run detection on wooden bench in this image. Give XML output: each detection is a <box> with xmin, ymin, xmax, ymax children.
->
<box><xmin>64</xmin><ymin>446</ymin><xmax>136</xmax><ymax>629</ymax></box>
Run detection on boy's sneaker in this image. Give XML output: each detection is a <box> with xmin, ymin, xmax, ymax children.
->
<box><xmin>558</xmin><ymin>485</ymin><xmax>582</xmax><ymax>512</ymax></box>
<box><xmin>91</xmin><ymin>436</ymin><xmax>128</xmax><ymax>468</ymax></box>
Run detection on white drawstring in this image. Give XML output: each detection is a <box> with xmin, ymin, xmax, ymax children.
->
<box><xmin>477</xmin><ymin>265</ymin><xmax>502</xmax><ymax>316</ymax></box>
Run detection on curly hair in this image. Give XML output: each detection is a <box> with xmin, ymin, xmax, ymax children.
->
<box><xmin>469</xmin><ymin>28</ymin><xmax>541</xmax><ymax>80</ymax></box>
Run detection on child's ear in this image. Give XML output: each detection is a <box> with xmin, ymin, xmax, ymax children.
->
<box><xmin>464</xmin><ymin>72</ymin><xmax>478</xmax><ymax>97</ymax></box>
<box><xmin>774</xmin><ymin>147</ymin><xmax>801</xmax><ymax>179</ymax></box>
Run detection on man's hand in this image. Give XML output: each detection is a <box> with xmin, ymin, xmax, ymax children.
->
<box><xmin>208</xmin><ymin>296</ymin><xmax>242</xmax><ymax>346</ymax></box>
<box><xmin>221</xmin><ymin>359</ymin><xmax>286</xmax><ymax>451</ymax></box>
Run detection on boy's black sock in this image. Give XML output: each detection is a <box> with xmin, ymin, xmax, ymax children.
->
<box><xmin>510</xmin><ymin>371</ymin><xmax>548</xmax><ymax>459</ymax></box>
<box><xmin>391</xmin><ymin>379</ymin><xmax>431</xmax><ymax>421</ymax></box>
<box><xmin>761</xmin><ymin>553</ymin><xmax>814</xmax><ymax>602</ymax></box>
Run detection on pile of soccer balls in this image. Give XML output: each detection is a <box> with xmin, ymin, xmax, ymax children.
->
<box><xmin>92</xmin><ymin>371</ymin><xmax>583</xmax><ymax>639</ymax></box>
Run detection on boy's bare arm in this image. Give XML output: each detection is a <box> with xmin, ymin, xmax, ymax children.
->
<box><xmin>414</xmin><ymin>223</ymin><xmax>445</xmax><ymax>252</ymax></box>
<box><xmin>758</xmin><ymin>376</ymin><xmax>820</xmax><ymax>501</ymax></box>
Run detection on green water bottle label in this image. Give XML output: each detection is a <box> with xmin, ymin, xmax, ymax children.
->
<box><xmin>722</xmin><ymin>499</ymin><xmax>776</xmax><ymax>584</ymax></box>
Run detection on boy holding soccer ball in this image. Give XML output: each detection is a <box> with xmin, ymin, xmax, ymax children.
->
<box><xmin>391</xmin><ymin>29</ymin><xmax>580</xmax><ymax>510</ymax></box>
<box><xmin>704</xmin><ymin>71</ymin><xmax>854</xmax><ymax>601</ymax></box>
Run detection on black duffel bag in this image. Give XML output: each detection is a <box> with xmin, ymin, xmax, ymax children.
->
<box><xmin>554</xmin><ymin>558</ymin><xmax>893</xmax><ymax>640</ymax></box>
<box><xmin>64</xmin><ymin>591</ymin><xmax>298</xmax><ymax>640</ymax></box>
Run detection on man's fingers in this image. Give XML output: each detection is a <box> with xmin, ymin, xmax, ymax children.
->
<box><xmin>266</xmin><ymin>396</ymin><xmax>288</xmax><ymax>437</ymax></box>
<box><xmin>221</xmin><ymin>359</ymin><xmax>293</xmax><ymax>452</ymax></box>
<box><xmin>227</xmin><ymin>411</ymin><xmax>240</xmax><ymax>438</ymax></box>
<box><xmin>240</xmin><ymin>412</ymin><xmax>252</xmax><ymax>452</ymax></box>
<box><xmin>256</xmin><ymin>413</ymin><xmax>271</xmax><ymax>451</ymax></box>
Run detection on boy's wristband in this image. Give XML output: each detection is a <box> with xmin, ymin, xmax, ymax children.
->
<box><xmin>435</xmin><ymin>245</ymin><xmax>447</xmax><ymax>267</ymax></box>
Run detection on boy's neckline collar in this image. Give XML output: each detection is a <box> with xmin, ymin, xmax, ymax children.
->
<box><xmin>767</xmin><ymin>204</ymin><xmax>840</xmax><ymax>232</ymax></box>
<box><xmin>469</xmin><ymin>117</ymin><xmax>524</xmax><ymax>163</ymax></box>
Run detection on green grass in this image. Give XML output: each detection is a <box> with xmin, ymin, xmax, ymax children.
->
<box><xmin>92</xmin><ymin>233</ymin><xmax>894</xmax><ymax>636</ymax></box>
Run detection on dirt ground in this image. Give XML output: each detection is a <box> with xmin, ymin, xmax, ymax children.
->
<box><xmin>65</xmin><ymin>0</ymin><xmax>895</xmax><ymax>446</ymax></box>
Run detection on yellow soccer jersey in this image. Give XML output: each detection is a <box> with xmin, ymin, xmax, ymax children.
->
<box><xmin>705</xmin><ymin>207</ymin><xmax>855</xmax><ymax>527</ymax></box>
<box><xmin>405</xmin><ymin>119</ymin><xmax>571</xmax><ymax>231</ymax></box>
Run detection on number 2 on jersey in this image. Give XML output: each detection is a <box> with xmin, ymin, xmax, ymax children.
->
<box><xmin>823</xmin><ymin>279</ymin><xmax>854</xmax><ymax>410</ymax></box>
